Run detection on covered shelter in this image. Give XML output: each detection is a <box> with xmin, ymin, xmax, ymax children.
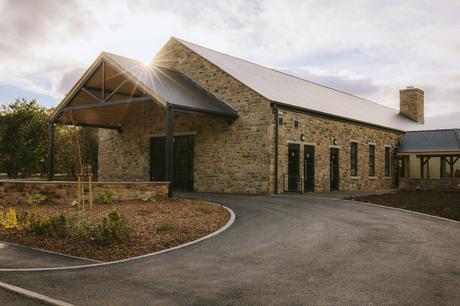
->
<box><xmin>48</xmin><ymin>52</ymin><xmax>238</xmax><ymax>196</ymax></box>
<box><xmin>398</xmin><ymin>129</ymin><xmax>460</xmax><ymax>190</ymax></box>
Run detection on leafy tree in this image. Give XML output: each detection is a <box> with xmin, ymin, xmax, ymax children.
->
<box><xmin>54</xmin><ymin>125</ymin><xmax>98</xmax><ymax>177</ymax></box>
<box><xmin>0</xmin><ymin>98</ymin><xmax>98</xmax><ymax>179</ymax></box>
<box><xmin>0</xmin><ymin>99</ymin><xmax>48</xmax><ymax>178</ymax></box>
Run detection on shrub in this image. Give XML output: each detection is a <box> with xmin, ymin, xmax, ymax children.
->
<box><xmin>48</xmin><ymin>215</ymin><xmax>67</xmax><ymax>239</ymax></box>
<box><xmin>27</xmin><ymin>193</ymin><xmax>47</xmax><ymax>205</ymax></box>
<box><xmin>64</xmin><ymin>211</ymin><xmax>87</xmax><ymax>238</ymax></box>
<box><xmin>157</xmin><ymin>220</ymin><xmax>176</xmax><ymax>232</ymax></box>
<box><xmin>97</xmin><ymin>190</ymin><xmax>116</xmax><ymax>204</ymax></box>
<box><xmin>27</xmin><ymin>213</ymin><xmax>49</xmax><ymax>235</ymax></box>
<box><xmin>87</xmin><ymin>209</ymin><xmax>128</xmax><ymax>245</ymax></box>
<box><xmin>4</xmin><ymin>208</ymin><xmax>18</xmax><ymax>229</ymax></box>
<box><xmin>16</xmin><ymin>211</ymin><xmax>29</xmax><ymax>226</ymax></box>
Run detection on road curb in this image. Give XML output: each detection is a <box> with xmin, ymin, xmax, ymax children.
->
<box><xmin>0</xmin><ymin>202</ymin><xmax>236</xmax><ymax>272</ymax></box>
<box><xmin>342</xmin><ymin>198</ymin><xmax>460</xmax><ymax>224</ymax></box>
<box><xmin>307</xmin><ymin>195</ymin><xmax>460</xmax><ymax>225</ymax></box>
<box><xmin>0</xmin><ymin>281</ymin><xmax>74</xmax><ymax>306</ymax></box>
<box><xmin>0</xmin><ymin>241</ymin><xmax>101</xmax><ymax>263</ymax></box>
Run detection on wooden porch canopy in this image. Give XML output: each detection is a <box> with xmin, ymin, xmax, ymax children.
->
<box><xmin>47</xmin><ymin>52</ymin><xmax>238</xmax><ymax>196</ymax></box>
<box><xmin>398</xmin><ymin>129</ymin><xmax>460</xmax><ymax>178</ymax></box>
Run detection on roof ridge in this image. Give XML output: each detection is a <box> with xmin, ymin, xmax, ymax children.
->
<box><xmin>173</xmin><ymin>37</ymin><xmax>400</xmax><ymax>113</ymax></box>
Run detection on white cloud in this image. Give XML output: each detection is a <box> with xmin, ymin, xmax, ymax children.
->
<box><xmin>0</xmin><ymin>0</ymin><xmax>459</xmax><ymax>127</ymax></box>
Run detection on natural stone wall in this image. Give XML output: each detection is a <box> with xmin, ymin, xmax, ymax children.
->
<box><xmin>399</xmin><ymin>88</ymin><xmax>424</xmax><ymax>124</ymax></box>
<box><xmin>97</xmin><ymin>38</ymin><xmax>407</xmax><ymax>194</ymax></box>
<box><xmin>99</xmin><ymin>38</ymin><xmax>272</xmax><ymax>193</ymax></box>
<box><xmin>399</xmin><ymin>177</ymin><xmax>460</xmax><ymax>191</ymax></box>
<box><xmin>273</xmin><ymin>108</ymin><xmax>403</xmax><ymax>193</ymax></box>
<box><xmin>0</xmin><ymin>180</ymin><xmax>168</xmax><ymax>205</ymax></box>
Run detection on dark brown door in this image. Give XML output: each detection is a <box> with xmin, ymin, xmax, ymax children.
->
<box><xmin>150</xmin><ymin>137</ymin><xmax>165</xmax><ymax>181</ymax></box>
<box><xmin>304</xmin><ymin>145</ymin><xmax>315</xmax><ymax>192</ymax></box>
<box><xmin>150</xmin><ymin>135</ymin><xmax>194</xmax><ymax>191</ymax></box>
<box><xmin>288</xmin><ymin>144</ymin><xmax>300</xmax><ymax>191</ymax></box>
<box><xmin>173</xmin><ymin>136</ymin><xmax>194</xmax><ymax>191</ymax></box>
<box><xmin>330</xmin><ymin>148</ymin><xmax>339</xmax><ymax>191</ymax></box>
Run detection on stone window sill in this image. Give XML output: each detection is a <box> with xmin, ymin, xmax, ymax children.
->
<box><xmin>368</xmin><ymin>176</ymin><xmax>378</xmax><ymax>179</ymax></box>
<box><xmin>350</xmin><ymin>176</ymin><xmax>361</xmax><ymax>180</ymax></box>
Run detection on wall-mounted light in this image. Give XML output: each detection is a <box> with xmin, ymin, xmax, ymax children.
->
<box><xmin>333</xmin><ymin>138</ymin><xmax>338</xmax><ymax>145</ymax></box>
<box><xmin>300</xmin><ymin>134</ymin><xmax>306</xmax><ymax>141</ymax></box>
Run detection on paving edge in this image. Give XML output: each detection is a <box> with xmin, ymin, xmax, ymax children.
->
<box><xmin>0</xmin><ymin>241</ymin><xmax>101</xmax><ymax>263</ymax></box>
<box><xmin>0</xmin><ymin>281</ymin><xmax>74</xmax><ymax>306</ymax></box>
<box><xmin>0</xmin><ymin>202</ymin><xmax>236</xmax><ymax>272</ymax></box>
<box><xmin>309</xmin><ymin>196</ymin><xmax>460</xmax><ymax>225</ymax></box>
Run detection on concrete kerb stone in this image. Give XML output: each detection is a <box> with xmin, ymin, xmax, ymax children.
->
<box><xmin>308</xmin><ymin>195</ymin><xmax>460</xmax><ymax>225</ymax></box>
<box><xmin>0</xmin><ymin>202</ymin><xmax>235</xmax><ymax>272</ymax></box>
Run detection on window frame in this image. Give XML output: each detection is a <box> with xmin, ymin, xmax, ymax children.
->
<box><xmin>350</xmin><ymin>142</ymin><xmax>358</xmax><ymax>177</ymax></box>
<box><xmin>368</xmin><ymin>144</ymin><xmax>376</xmax><ymax>177</ymax></box>
<box><xmin>384</xmin><ymin>146</ymin><xmax>391</xmax><ymax>177</ymax></box>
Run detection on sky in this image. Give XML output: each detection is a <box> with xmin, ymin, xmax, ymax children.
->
<box><xmin>0</xmin><ymin>0</ymin><xmax>459</xmax><ymax>128</ymax></box>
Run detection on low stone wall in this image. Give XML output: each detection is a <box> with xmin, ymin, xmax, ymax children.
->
<box><xmin>0</xmin><ymin>180</ymin><xmax>169</xmax><ymax>205</ymax></box>
<box><xmin>399</xmin><ymin>177</ymin><xmax>460</xmax><ymax>192</ymax></box>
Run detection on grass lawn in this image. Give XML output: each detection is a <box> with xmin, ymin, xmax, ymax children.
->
<box><xmin>346</xmin><ymin>190</ymin><xmax>460</xmax><ymax>221</ymax></box>
<box><xmin>0</xmin><ymin>199</ymin><xmax>230</xmax><ymax>261</ymax></box>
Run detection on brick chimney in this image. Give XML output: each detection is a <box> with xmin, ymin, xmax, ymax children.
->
<box><xmin>400</xmin><ymin>86</ymin><xmax>424</xmax><ymax>124</ymax></box>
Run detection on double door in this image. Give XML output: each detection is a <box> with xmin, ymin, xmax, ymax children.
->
<box><xmin>150</xmin><ymin>135</ymin><xmax>194</xmax><ymax>191</ymax></box>
<box><xmin>287</xmin><ymin>144</ymin><xmax>315</xmax><ymax>192</ymax></box>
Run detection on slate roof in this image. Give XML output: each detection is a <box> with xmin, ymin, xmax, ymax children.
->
<box><xmin>174</xmin><ymin>37</ymin><xmax>430</xmax><ymax>132</ymax></box>
<box><xmin>399</xmin><ymin>129</ymin><xmax>460</xmax><ymax>153</ymax></box>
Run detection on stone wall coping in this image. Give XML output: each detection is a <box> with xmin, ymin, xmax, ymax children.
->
<box><xmin>400</xmin><ymin>178</ymin><xmax>460</xmax><ymax>181</ymax></box>
<box><xmin>0</xmin><ymin>180</ymin><xmax>169</xmax><ymax>185</ymax></box>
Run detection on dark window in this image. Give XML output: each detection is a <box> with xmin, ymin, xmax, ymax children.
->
<box><xmin>350</xmin><ymin>142</ymin><xmax>358</xmax><ymax>176</ymax></box>
<box><xmin>369</xmin><ymin>144</ymin><xmax>375</xmax><ymax>176</ymax></box>
<box><xmin>278</xmin><ymin>117</ymin><xmax>284</xmax><ymax>125</ymax></box>
<box><xmin>294</xmin><ymin>120</ymin><xmax>299</xmax><ymax>128</ymax></box>
<box><xmin>384</xmin><ymin>147</ymin><xmax>391</xmax><ymax>177</ymax></box>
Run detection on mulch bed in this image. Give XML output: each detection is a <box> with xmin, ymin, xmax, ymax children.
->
<box><xmin>346</xmin><ymin>190</ymin><xmax>460</xmax><ymax>221</ymax></box>
<box><xmin>0</xmin><ymin>199</ymin><xmax>230</xmax><ymax>261</ymax></box>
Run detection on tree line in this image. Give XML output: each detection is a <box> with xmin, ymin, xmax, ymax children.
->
<box><xmin>0</xmin><ymin>98</ymin><xmax>98</xmax><ymax>179</ymax></box>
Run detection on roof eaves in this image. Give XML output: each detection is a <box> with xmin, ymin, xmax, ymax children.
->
<box><xmin>271</xmin><ymin>100</ymin><xmax>406</xmax><ymax>133</ymax></box>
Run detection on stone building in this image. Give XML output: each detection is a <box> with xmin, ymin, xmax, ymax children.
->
<box><xmin>49</xmin><ymin>37</ymin><xmax>438</xmax><ymax>195</ymax></box>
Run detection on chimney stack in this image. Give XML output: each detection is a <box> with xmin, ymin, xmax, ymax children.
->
<box><xmin>400</xmin><ymin>86</ymin><xmax>424</xmax><ymax>124</ymax></box>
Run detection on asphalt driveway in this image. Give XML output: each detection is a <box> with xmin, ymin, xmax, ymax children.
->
<box><xmin>0</xmin><ymin>243</ymin><xmax>96</xmax><ymax>269</ymax></box>
<box><xmin>0</xmin><ymin>194</ymin><xmax>459</xmax><ymax>305</ymax></box>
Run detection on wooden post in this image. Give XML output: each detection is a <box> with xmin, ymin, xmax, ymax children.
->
<box><xmin>77</xmin><ymin>175</ymin><xmax>82</xmax><ymax>209</ymax></box>
<box><xmin>47</xmin><ymin>121</ymin><xmax>54</xmax><ymax>180</ymax></box>
<box><xmin>420</xmin><ymin>156</ymin><xmax>424</xmax><ymax>178</ymax></box>
<box><xmin>88</xmin><ymin>174</ymin><xmax>93</xmax><ymax>209</ymax></box>
<box><xmin>165</xmin><ymin>104</ymin><xmax>174</xmax><ymax>198</ymax></box>
<box><xmin>81</xmin><ymin>174</ymin><xmax>85</xmax><ymax>211</ymax></box>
